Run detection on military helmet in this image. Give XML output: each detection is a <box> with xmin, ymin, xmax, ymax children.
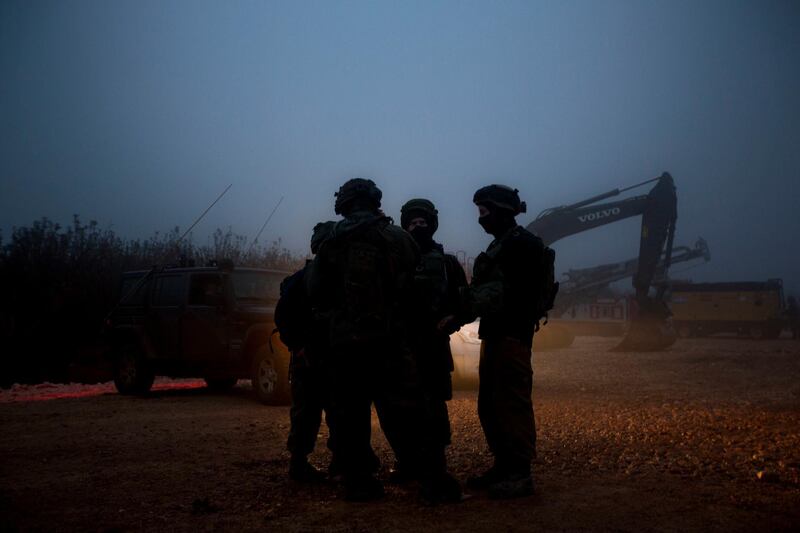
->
<box><xmin>310</xmin><ymin>221</ymin><xmax>335</xmax><ymax>254</ymax></box>
<box><xmin>400</xmin><ymin>198</ymin><xmax>438</xmax><ymax>233</ymax></box>
<box><xmin>473</xmin><ymin>184</ymin><xmax>527</xmax><ymax>215</ymax></box>
<box><xmin>334</xmin><ymin>178</ymin><xmax>382</xmax><ymax>215</ymax></box>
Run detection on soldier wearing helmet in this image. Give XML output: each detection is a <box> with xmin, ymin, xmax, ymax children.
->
<box><xmin>378</xmin><ymin>198</ymin><xmax>469</xmax><ymax>501</ymax></box>
<box><xmin>305</xmin><ymin>179</ymin><xmax>450</xmax><ymax>502</ymax></box>
<box><xmin>276</xmin><ymin>222</ymin><xmax>338</xmax><ymax>482</ymax></box>
<box><xmin>447</xmin><ymin>184</ymin><xmax>546</xmax><ymax>499</ymax></box>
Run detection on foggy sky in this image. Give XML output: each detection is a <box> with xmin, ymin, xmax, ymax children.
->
<box><xmin>1</xmin><ymin>1</ymin><xmax>799</xmax><ymax>294</ymax></box>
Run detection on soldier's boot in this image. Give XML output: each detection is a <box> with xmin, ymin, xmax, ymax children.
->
<box><xmin>466</xmin><ymin>464</ymin><xmax>505</xmax><ymax>490</ymax></box>
<box><xmin>487</xmin><ymin>471</ymin><xmax>534</xmax><ymax>500</ymax></box>
<box><xmin>329</xmin><ymin>445</ymin><xmax>380</xmax><ymax>481</ymax></box>
<box><xmin>343</xmin><ymin>474</ymin><xmax>385</xmax><ymax>502</ymax></box>
<box><xmin>388</xmin><ymin>461</ymin><xmax>419</xmax><ymax>485</ymax></box>
<box><xmin>327</xmin><ymin>458</ymin><xmax>342</xmax><ymax>480</ymax></box>
<box><xmin>289</xmin><ymin>456</ymin><xmax>325</xmax><ymax>483</ymax></box>
<box><xmin>419</xmin><ymin>471</ymin><xmax>466</xmax><ymax>505</ymax></box>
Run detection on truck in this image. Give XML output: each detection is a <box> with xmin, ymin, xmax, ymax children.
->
<box><xmin>105</xmin><ymin>264</ymin><xmax>293</xmax><ymax>404</ymax></box>
<box><xmin>669</xmin><ymin>279</ymin><xmax>786</xmax><ymax>339</ymax></box>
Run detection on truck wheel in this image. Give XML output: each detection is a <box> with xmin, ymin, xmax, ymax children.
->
<box><xmin>113</xmin><ymin>343</ymin><xmax>155</xmax><ymax>395</ymax></box>
<box><xmin>251</xmin><ymin>344</ymin><xmax>290</xmax><ymax>405</ymax></box>
<box><xmin>204</xmin><ymin>377</ymin><xmax>238</xmax><ymax>391</ymax></box>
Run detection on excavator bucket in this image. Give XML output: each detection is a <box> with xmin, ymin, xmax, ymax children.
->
<box><xmin>611</xmin><ymin>298</ymin><xmax>677</xmax><ymax>352</ymax></box>
<box><xmin>612</xmin><ymin>317</ymin><xmax>677</xmax><ymax>351</ymax></box>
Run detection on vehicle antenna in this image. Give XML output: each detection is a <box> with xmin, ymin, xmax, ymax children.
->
<box><xmin>176</xmin><ymin>183</ymin><xmax>233</xmax><ymax>245</ymax></box>
<box><xmin>104</xmin><ymin>183</ymin><xmax>233</xmax><ymax>323</ymax></box>
<box><xmin>248</xmin><ymin>195</ymin><xmax>284</xmax><ymax>253</ymax></box>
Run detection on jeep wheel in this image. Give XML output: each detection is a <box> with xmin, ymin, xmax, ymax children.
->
<box><xmin>251</xmin><ymin>345</ymin><xmax>290</xmax><ymax>405</ymax></box>
<box><xmin>204</xmin><ymin>377</ymin><xmax>238</xmax><ymax>391</ymax></box>
<box><xmin>113</xmin><ymin>343</ymin><xmax>155</xmax><ymax>395</ymax></box>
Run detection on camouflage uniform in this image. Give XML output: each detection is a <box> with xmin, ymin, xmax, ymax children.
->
<box><xmin>306</xmin><ymin>179</ymin><xmax>431</xmax><ymax>501</ymax></box>
<box><xmin>465</xmin><ymin>185</ymin><xmax>545</xmax><ymax>499</ymax></box>
<box><xmin>277</xmin><ymin>222</ymin><xmax>359</xmax><ymax>480</ymax></box>
<box><xmin>391</xmin><ymin>199</ymin><xmax>469</xmax><ymax>480</ymax></box>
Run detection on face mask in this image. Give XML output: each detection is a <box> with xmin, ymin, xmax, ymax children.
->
<box><xmin>478</xmin><ymin>209</ymin><xmax>513</xmax><ymax>236</ymax></box>
<box><xmin>409</xmin><ymin>225</ymin><xmax>434</xmax><ymax>247</ymax></box>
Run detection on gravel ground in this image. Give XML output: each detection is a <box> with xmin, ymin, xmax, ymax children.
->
<box><xmin>1</xmin><ymin>337</ymin><xmax>799</xmax><ymax>532</ymax></box>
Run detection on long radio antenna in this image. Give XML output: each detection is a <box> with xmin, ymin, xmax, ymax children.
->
<box><xmin>248</xmin><ymin>195</ymin><xmax>284</xmax><ymax>253</ymax></box>
<box><xmin>105</xmin><ymin>183</ymin><xmax>233</xmax><ymax>322</ymax></box>
<box><xmin>178</xmin><ymin>183</ymin><xmax>232</xmax><ymax>245</ymax></box>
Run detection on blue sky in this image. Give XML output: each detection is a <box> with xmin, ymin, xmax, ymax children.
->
<box><xmin>1</xmin><ymin>0</ymin><xmax>799</xmax><ymax>293</ymax></box>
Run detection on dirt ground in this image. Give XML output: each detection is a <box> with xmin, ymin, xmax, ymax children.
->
<box><xmin>2</xmin><ymin>337</ymin><xmax>799</xmax><ymax>532</ymax></box>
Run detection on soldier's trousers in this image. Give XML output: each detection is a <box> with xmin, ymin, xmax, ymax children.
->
<box><xmin>328</xmin><ymin>341</ymin><xmax>435</xmax><ymax>478</ymax></box>
<box><xmin>384</xmin><ymin>338</ymin><xmax>454</xmax><ymax>472</ymax></box>
<box><xmin>286</xmin><ymin>355</ymin><xmax>334</xmax><ymax>460</ymax></box>
<box><xmin>478</xmin><ymin>337</ymin><xmax>536</xmax><ymax>474</ymax></box>
<box><xmin>383</xmin><ymin>384</ymin><xmax>452</xmax><ymax>472</ymax></box>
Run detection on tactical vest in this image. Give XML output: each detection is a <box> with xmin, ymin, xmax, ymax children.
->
<box><xmin>471</xmin><ymin>226</ymin><xmax>558</xmax><ymax>330</ymax></box>
<box><xmin>413</xmin><ymin>247</ymin><xmax>449</xmax><ymax>318</ymax></box>
<box><xmin>318</xmin><ymin>217</ymin><xmax>397</xmax><ymax>346</ymax></box>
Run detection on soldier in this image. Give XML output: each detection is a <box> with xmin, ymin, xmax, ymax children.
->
<box><xmin>388</xmin><ymin>199</ymin><xmax>469</xmax><ymax>495</ymax></box>
<box><xmin>275</xmin><ymin>222</ymin><xmax>336</xmax><ymax>482</ymax></box>
<box><xmin>447</xmin><ymin>184</ymin><xmax>546</xmax><ymax>499</ymax></box>
<box><xmin>304</xmin><ymin>179</ymin><xmax>419</xmax><ymax>501</ymax></box>
<box><xmin>307</xmin><ymin>179</ymin><xmax>463</xmax><ymax>502</ymax></box>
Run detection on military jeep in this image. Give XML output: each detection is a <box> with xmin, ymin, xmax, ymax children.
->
<box><xmin>106</xmin><ymin>265</ymin><xmax>292</xmax><ymax>404</ymax></box>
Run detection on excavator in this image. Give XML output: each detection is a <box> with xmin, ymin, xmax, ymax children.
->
<box><xmin>526</xmin><ymin>172</ymin><xmax>680</xmax><ymax>351</ymax></box>
<box><xmin>557</xmin><ymin>238</ymin><xmax>710</xmax><ymax>310</ymax></box>
<box><xmin>538</xmin><ymin>238</ymin><xmax>711</xmax><ymax>348</ymax></box>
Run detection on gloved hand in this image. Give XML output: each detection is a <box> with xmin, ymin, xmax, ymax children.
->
<box><xmin>437</xmin><ymin>315</ymin><xmax>460</xmax><ymax>335</ymax></box>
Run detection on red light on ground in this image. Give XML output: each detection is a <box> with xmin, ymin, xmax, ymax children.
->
<box><xmin>0</xmin><ymin>379</ymin><xmax>207</xmax><ymax>403</ymax></box>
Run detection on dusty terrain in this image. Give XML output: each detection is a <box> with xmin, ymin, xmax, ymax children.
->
<box><xmin>1</xmin><ymin>337</ymin><xmax>799</xmax><ymax>532</ymax></box>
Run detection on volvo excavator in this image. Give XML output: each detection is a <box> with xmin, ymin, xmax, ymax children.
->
<box><xmin>557</xmin><ymin>238</ymin><xmax>710</xmax><ymax>311</ymax></box>
<box><xmin>526</xmin><ymin>172</ymin><xmax>680</xmax><ymax>351</ymax></box>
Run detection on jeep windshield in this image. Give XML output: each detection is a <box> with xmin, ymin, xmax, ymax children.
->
<box><xmin>232</xmin><ymin>270</ymin><xmax>284</xmax><ymax>306</ymax></box>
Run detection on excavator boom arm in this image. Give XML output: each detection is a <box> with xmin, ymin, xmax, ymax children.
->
<box><xmin>528</xmin><ymin>196</ymin><xmax>649</xmax><ymax>246</ymax></box>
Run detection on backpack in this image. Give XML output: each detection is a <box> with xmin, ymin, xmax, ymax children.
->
<box><xmin>320</xmin><ymin>218</ymin><xmax>396</xmax><ymax>346</ymax></box>
<box><xmin>536</xmin><ymin>245</ymin><xmax>559</xmax><ymax>331</ymax></box>
<box><xmin>274</xmin><ymin>265</ymin><xmax>310</xmax><ymax>353</ymax></box>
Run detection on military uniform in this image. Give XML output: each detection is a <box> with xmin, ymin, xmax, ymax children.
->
<box><xmin>470</xmin><ymin>225</ymin><xmax>544</xmax><ymax>470</ymax></box>
<box><xmin>276</xmin><ymin>221</ymin><xmax>349</xmax><ymax>481</ymax></box>
<box><xmin>409</xmin><ymin>246</ymin><xmax>467</xmax><ymax>443</ymax></box>
<box><xmin>465</xmin><ymin>184</ymin><xmax>546</xmax><ymax>499</ymax></box>
<box><xmin>390</xmin><ymin>199</ymin><xmax>469</xmax><ymax>483</ymax></box>
<box><xmin>276</xmin><ymin>264</ymin><xmax>331</xmax><ymax>479</ymax></box>
<box><xmin>306</xmin><ymin>179</ymin><xmax>432</xmax><ymax>501</ymax></box>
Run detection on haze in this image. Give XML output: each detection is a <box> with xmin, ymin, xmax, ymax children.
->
<box><xmin>1</xmin><ymin>0</ymin><xmax>798</xmax><ymax>294</ymax></box>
